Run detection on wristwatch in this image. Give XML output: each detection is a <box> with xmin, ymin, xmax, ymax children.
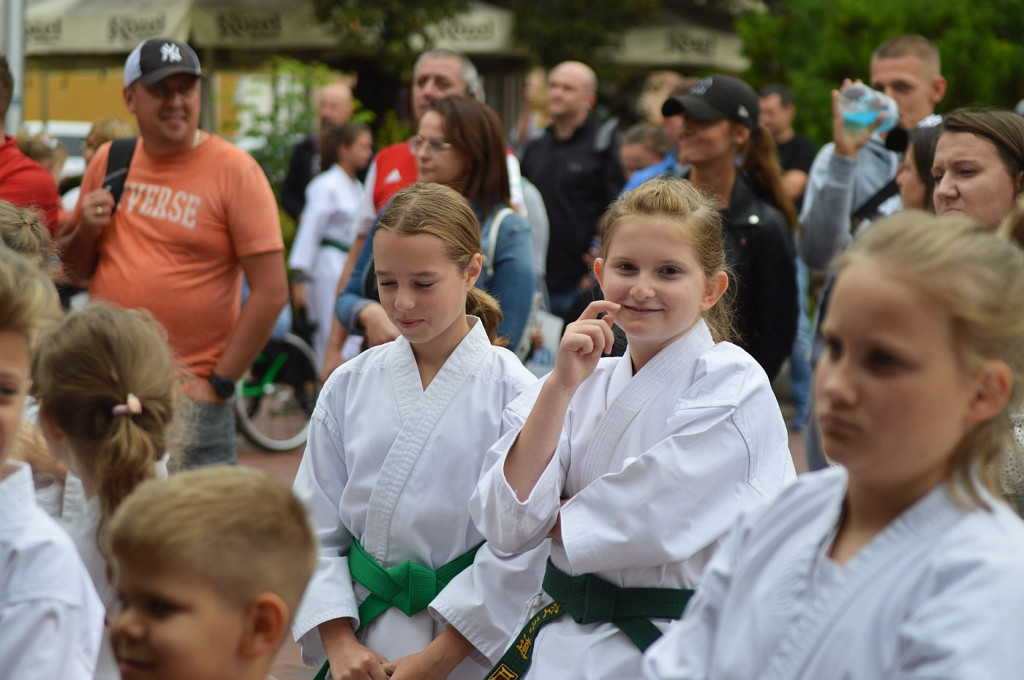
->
<box><xmin>207</xmin><ymin>372</ymin><xmax>236</xmax><ymax>399</ymax></box>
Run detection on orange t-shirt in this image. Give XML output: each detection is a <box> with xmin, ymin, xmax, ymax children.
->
<box><xmin>75</xmin><ymin>135</ymin><xmax>283</xmax><ymax>378</ymax></box>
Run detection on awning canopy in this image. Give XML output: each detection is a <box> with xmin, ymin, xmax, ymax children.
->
<box><xmin>25</xmin><ymin>0</ymin><xmax>745</xmax><ymax>71</ymax></box>
<box><xmin>25</xmin><ymin>0</ymin><xmax>340</xmax><ymax>55</ymax></box>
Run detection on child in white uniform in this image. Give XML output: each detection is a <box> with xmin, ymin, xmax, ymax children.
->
<box><xmin>289</xmin><ymin>122</ymin><xmax>373</xmax><ymax>364</ymax></box>
<box><xmin>33</xmin><ymin>304</ymin><xmax>179</xmax><ymax>679</ymax></box>
<box><xmin>292</xmin><ymin>182</ymin><xmax>544</xmax><ymax>680</ymax></box>
<box><xmin>470</xmin><ymin>177</ymin><xmax>796</xmax><ymax>679</ymax></box>
<box><xmin>644</xmin><ymin>212</ymin><xmax>1024</xmax><ymax>679</ymax></box>
<box><xmin>0</xmin><ymin>247</ymin><xmax>104</xmax><ymax>679</ymax></box>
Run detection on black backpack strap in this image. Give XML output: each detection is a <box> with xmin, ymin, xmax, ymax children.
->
<box><xmin>102</xmin><ymin>137</ymin><xmax>137</xmax><ymax>211</ymax></box>
<box><xmin>850</xmin><ymin>179</ymin><xmax>898</xmax><ymax>224</ymax></box>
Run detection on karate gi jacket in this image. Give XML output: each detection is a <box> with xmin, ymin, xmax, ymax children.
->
<box><xmin>471</xmin><ymin>320</ymin><xmax>796</xmax><ymax>679</ymax></box>
<box><xmin>292</xmin><ymin>320</ymin><xmax>546</xmax><ymax>678</ymax></box>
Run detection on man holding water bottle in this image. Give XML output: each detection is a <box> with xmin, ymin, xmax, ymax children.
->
<box><xmin>797</xmin><ymin>35</ymin><xmax>945</xmax><ymax>472</ymax></box>
<box><xmin>799</xmin><ymin>34</ymin><xmax>946</xmax><ymax>271</ymax></box>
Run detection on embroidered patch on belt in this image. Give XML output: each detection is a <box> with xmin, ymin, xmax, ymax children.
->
<box><xmin>486</xmin><ymin>663</ymin><xmax>520</xmax><ymax>679</ymax></box>
<box><xmin>485</xmin><ymin>602</ymin><xmax>564</xmax><ymax>678</ymax></box>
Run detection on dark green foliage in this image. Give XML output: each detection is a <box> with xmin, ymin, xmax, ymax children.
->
<box><xmin>309</xmin><ymin>0</ymin><xmax>474</xmax><ymax>77</ymax></box>
<box><xmin>508</xmin><ymin>0</ymin><xmax>661</xmax><ymax>67</ymax></box>
<box><xmin>737</xmin><ymin>0</ymin><xmax>1024</xmax><ymax>145</ymax></box>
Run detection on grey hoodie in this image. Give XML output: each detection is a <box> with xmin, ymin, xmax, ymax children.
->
<box><xmin>797</xmin><ymin>136</ymin><xmax>900</xmax><ymax>270</ymax></box>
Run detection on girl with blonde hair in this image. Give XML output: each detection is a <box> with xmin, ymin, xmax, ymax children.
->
<box><xmin>646</xmin><ymin>211</ymin><xmax>1024</xmax><ymax>678</ymax></box>
<box><xmin>471</xmin><ymin>177</ymin><xmax>795</xmax><ymax>679</ymax></box>
<box><xmin>293</xmin><ymin>183</ymin><xmax>545</xmax><ymax>680</ymax></box>
<box><xmin>32</xmin><ymin>304</ymin><xmax>180</xmax><ymax>679</ymax></box>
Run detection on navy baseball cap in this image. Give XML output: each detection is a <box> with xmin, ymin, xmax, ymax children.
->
<box><xmin>124</xmin><ymin>39</ymin><xmax>202</xmax><ymax>87</ymax></box>
<box><xmin>662</xmin><ymin>75</ymin><xmax>759</xmax><ymax>131</ymax></box>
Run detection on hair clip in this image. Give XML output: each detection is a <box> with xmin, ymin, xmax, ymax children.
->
<box><xmin>112</xmin><ymin>393</ymin><xmax>143</xmax><ymax>417</ymax></box>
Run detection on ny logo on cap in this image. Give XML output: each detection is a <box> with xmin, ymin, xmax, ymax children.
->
<box><xmin>737</xmin><ymin>105</ymin><xmax>750</xmax><ymax>120</ymax></box>
<box><xmin>160</xmin><ymin>43</ymin><xmax>182</xmax><ymax>63</ymax></box>
<box><xmin>690</xmin><ymin>77</ymin><xmax>713</xmax><ymax>96</ymax></box>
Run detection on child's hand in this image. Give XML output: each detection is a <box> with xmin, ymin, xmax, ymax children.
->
<box><xmin>551</xmin><ymin>300</ymin><xmax>619</xmax><ymax>390</ymax></box>
<box><xmin>384</xmin><ymin>651</ymin><xmax>449</xmax><ymax>680</ymax></box>
<box><xmin>384</xmin><ymin>626</ymin><xmax>473</xmax><ymax>680</ymax></box>
<box><xmin>328</xmin><ymin>640</ymin><xmax>389</xmax><ymax>680</ymax></box>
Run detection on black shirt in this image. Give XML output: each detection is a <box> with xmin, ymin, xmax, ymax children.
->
<box><xmin>520</xmin><ymin>115</ymin><xmax>625</xmax><ymax>294</ymax></box>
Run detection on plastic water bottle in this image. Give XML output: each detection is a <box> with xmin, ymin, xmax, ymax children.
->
<box><xmin>839</xmin><ymin>83</ymin><xmax>899</xmax><ymax>133</ymax></box>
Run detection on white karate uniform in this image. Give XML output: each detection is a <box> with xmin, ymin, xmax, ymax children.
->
<box><xmin>292</xmin><ymin>319</ymin><xmax>546</xmax><ymax>678</ymax></box>
<box><xmin>643</xmin><ymin>466</ymin><xmax>1024</xmax><ymax>680</ymax></box>
<box><xmin>0</xmin><ymin>461</ymin><xmax>105</xmax><ymax>680</ymax></box>
<box><xmin>288</xmin><ymin>165</ymin><xmax>363</xmax><ymax>363</ymax></box>
<box><xmin>470</xmin><ymin>320</ymin><xmax>796</xmax><ymax>679</ymax></box>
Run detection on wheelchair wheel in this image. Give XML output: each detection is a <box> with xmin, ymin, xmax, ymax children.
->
<box><xmin>235</xmin><ymin>332</ymin><xmax>320</xmax><ymax>452</ymax></box>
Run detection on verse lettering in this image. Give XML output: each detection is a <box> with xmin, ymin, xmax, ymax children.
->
<box><xmin>121</xmin><ymin>182</ymin><xmax>201</xmax><ymax>229</ymax></box>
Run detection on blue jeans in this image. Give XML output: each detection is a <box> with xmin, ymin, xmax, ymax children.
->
<box><xmin>789</xmin><ymin>258</ymin><xmax>813</xmax><ymax>429</ymax></box>
<box><xmin>182</xmin><ymin>400</ymin><xmax>237</xmax><ymax>468</ymax></box>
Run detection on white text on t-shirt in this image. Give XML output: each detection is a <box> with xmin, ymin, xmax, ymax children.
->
<box><xmin>121</xmin><ymin>181</ymin><xmax>202</xmax><ymax>229</ymax></box>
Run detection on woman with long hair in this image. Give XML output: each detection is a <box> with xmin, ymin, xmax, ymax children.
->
<box><xmin>663</xmin><ymin>75</ymin><xmax>798</xmax><ymax>382</ymax></box>
<box><xmin>337</xmin><ymin>97</ymin><xmax>537</xmax><ymax>355</ymax></box>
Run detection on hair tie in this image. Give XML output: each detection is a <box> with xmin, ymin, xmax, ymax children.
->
<box><xmin>112</xmin><ymin>393</ymin><xmax>143</xmax><ymax>417</ymax></box>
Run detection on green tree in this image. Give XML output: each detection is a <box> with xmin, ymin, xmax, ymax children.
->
<box><xmin>737</xmin><ymin>0</ymin><xmax>1024</xmax><ymax>145</ymax></box>
<box><xmin>308</xmin><ymin>0</ymin><xmax>473</xmax><ymax>76</ymax></box>
<box><xmin>230</xmin><ymin>57</ymin><xmax>374</xmax><ymax>245</ymax></box>
<box><xmin>508</xmin><ymin>0</ymin><xmax>661</xmax><ymax>68</ymax></box>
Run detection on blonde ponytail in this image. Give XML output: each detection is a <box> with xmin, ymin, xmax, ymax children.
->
<box><xmin>32</xmin><ymin>305</ymin><xmax>180</xmax><ymax>551</ymax></box>
<box><xmin>466</xmin><ymin>287</ymin><xmax>506</xmax><ymax>346</ymax></box>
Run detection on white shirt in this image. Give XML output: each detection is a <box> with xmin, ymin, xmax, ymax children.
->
<box><xmin>288</xmin><ymin>164</ymin><xmax>364</xmax><ymax>362</ymax></box>
<box><xmin>0</xmin><ymin>461</ymin><xmax>105</xmax><ymax>679</ymax></box>
<box><xmin>288</xmin><ymin>165</ymin><xmax>363</xmax><ymax>275</ymax></box>
<box><xmin>470</xmin><ymin>320</ymin><xmax>796</xmax><ymax>679</ymax></box>
<box><xmin>643</xmin><ymin>466</ymin><xmax>1024</xmax><ymax>680</ymax></box>
<box><xmin>292</xmin><ymin>319</ymin><xmax>545</xmax><ymax>678</ymax></box>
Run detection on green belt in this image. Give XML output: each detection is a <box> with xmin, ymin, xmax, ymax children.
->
<box><xmin>484</xmin><ymin>558</ymin><xmax>693</xmax><ymax>680</ymax></box>
<box><xmin>321</xmin><ymin>238</ymin><xmax>351</xmax><ymax>253</ymax></box>
<box><xmin>312</xmin><ymin>538</ymin><xmax>481</xmax><ymax>680</ymax></box>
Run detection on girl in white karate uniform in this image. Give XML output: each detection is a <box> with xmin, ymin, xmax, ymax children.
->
<box><xmin>32</xmin><ymin>304</ymin><xmax>179</xmax><ymax>680</ymax></box>
<box><xmin>289</xmin><ymin>122</ymin><xmax>374</xmax><ymax>364</ymax></box>
<box><xmin>0</xmin><ymin>248</ymin><xmax>104</xmax><ymax>680</ymax></box>
<box><xmin>470</xmin><ymin>177</ymin><xmax>796</xmax><ymax>680</ymax></box>
<box><xmin>292</xmin><ymin>182</ymin><xmax>544</xmax><ymax>680</ymax></box>
<box><xmin>644</xmin><ymin>212</ymin><xmax>1024</xmax><ymax>680</ymax></box>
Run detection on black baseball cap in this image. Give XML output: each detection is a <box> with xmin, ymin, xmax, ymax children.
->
<box><xmin>124</xmin><ymin>38</ymin><xmax>202</xmax><ymax>87</ymax></box>
<box><xmin>662</xmin><ymin>75</ymin><xmax>759</xmax><ymax>131</ymax></box>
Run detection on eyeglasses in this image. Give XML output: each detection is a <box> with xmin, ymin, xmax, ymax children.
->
<box><xmin>410</xmin><ymin>135</ymin><xmax>453</xmax><ymax>155</ymax></box>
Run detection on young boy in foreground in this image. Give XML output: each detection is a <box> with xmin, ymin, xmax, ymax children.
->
<box><xmin>106</xmin><ymin>466</ymin><xmax>317</xmax><ymax>680</ymax></box>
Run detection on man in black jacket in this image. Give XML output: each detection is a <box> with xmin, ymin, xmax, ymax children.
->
<box><xmin>281</xmin><ymin>81</ymin><xmax>354</xmax><ymax>221</ymax></box>
<box><xmin>520</xmin><ymin>61</ymin><xmax>625</xmax><ymax>321</ymax></box>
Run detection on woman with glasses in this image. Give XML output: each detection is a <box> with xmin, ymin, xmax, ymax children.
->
<box><xmin>337</xmin><ymin>96</ymin><xmax>537</xmax><ymax>354</ymax></box>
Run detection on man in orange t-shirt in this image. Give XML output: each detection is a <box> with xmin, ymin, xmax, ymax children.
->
<box><xmin>64</xmin><ymin>38</ymin><xmax>288</xmax><ymax>467</ymax></box>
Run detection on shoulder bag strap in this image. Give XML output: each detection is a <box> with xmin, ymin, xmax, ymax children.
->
<box><xmin>102</xmin><ymin>137</ymin><xmax>138</xmax><ymax>211</ymax></box>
